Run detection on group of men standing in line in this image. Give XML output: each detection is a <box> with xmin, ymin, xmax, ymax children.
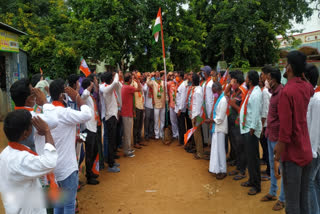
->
<box><xmin>0</xmin><ymin>50</ymin><xmax>319</xmax><ymax>214</ymax></box>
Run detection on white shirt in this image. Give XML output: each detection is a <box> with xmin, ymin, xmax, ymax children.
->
<box><xmin>29</xmin><ymin>105</ymin><xmax>58</xmax><ymax>155</ymax></box>
<box><xmin>99</xmin><ymin>83</ymin><xmax>107</xmax><ymax>120</ymax></box>
<box><xmin>213</xmin><ymin>96</ymin><xmax>228</xmax><ymax>134</ymax></box>
<box><xmin>43</xmin><ymin>104</ymin><xmax>91</xmax><ymax>181</ymax></box>
<box><xmin>191</xmin><ymin>86</ymin><xmax>203</xmax><ymax>119</ymax></box>
<box><xmin>307</xmin><ymin>91</ymin><xmax>320</xmax><ymax>158</ymax></box>
<box><xmin>81</xmin><ymin>89</ymin><xmax>98</xmax><ymax>133</ymax></box>
<box><xmin>100</xmin><ymin>73</ymin><xmax>120</xmax><ymax>121</ymax></box>
<box><xmin>175</xmin><ymin>80</ymin><xmax>188</xmax><ymax>113</ymax></box>
<box><xmin>261</xmin><ymin>87</ymin><xmax>271</xmax><ymax>127</ymax></box>
<box><xmin>202</xmin><ymin>79</ymin><xmax>214</xmax><ymax>118</ymax></box>
<box><xmin>143</xmin><ymin>84</ymin><xmax>153</xmax><ymax>109</ymax></box>
<box><xmin>0</xmin><ymin>143</ymin><xmax>57</xmax><ymax>214</ymax></box>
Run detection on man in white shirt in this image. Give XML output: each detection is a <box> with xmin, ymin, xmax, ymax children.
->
<box><xmin>260</xmin><ymin>66</ymin><xmax>272</xmax><ymax>176</ymax></box>
<box><xmin>81</xmin><ymin>78</ymin><xmax>101</xmax><ymax>183</ymax></box>
<box><xmin>100</xmin><ymin>72</ymin><xmax>121</xmax><ymax>172</ymax></box>
<box><xmin>46</xmin><ymin>79</ymin><xmax>92</xmax><ymax>214</ymax></box>
<box><xmin>143</xmin><ymin>75</ymin><xmax>155</xmax><ymax>141</ymax></box>
<box><xmin>206</xmin><ymin>82</ymin><xmax>228</xmax><ymax>180</ymax></box>
<box><xmin>0</xmin><ymin>110</ymin><xmax>57</xmax><ymax>214</ymax></box>
<box><xmin>200</xmin><ymin>66</ymin><xmax>214</xmax><ymax>146</ymax></box>
<box><xmin>189</xmin><ymin>74</ymin><xmax>204</xmax><ymax>159</ymax></box>
<box><xmin>239</xmin><ymin>71</ymin><xmax>262</xmax><ymax>196</ymax></box>
<box><xmin>305</xmin><ymin>63</ymin><xmax>320</xmax><ymax>214</ymax></box>
<box><xmin>175</xmin><ymin>71</ymin><xmax>188</xmax><ymax>146</ymax></box>
<box><xmin>147</xmin><ymin>71</ymin><xmax>166</xmax><ymax>140</ymax></box>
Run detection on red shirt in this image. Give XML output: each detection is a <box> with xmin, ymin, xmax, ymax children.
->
<box><xmin>265</xmin><ymin>84</ymin><xmax>283</xmax><ymax>142</ymax></box>
<box><xmin>121</xmin><ymin>84</ymin><xmax>136</xmax><ymax>117</ymax></box>
<box><xmin>278</xmin><ymin>77</ymin><xmax>314</xmax><ymax>166</ymax></box>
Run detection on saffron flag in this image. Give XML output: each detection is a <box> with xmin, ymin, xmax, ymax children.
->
<box><xmin>184</xmin><ymin>127</ymin><xmax>197</xmax><ymax>145</ymax></box>
<box><xmin>79</xmin><ymin>58</ymin><xmax>91</xmax><ymax>77</ymax></box>
<box><xmin>40</xmin><ymin>67</ymin><xmax>43</xmax><ymax>75</ymax></box>
<box><xmin>219</xmin><ymin>65</ymin><xmax>232</xmax><ymax>87</ymax></box>
<box><xmin>152</xmin><ymin>8</ymin><xmax>161</xmax><ymax>42</ymax></box>
<box><xmin>196</xmin><ymin>106</ymin><xmax>206</xmax><ymax>124</ymax></box>
<box><xmin>92</xmin><ymin>154</ymin><xmax>99</xmax><ymax>175</ymax></box>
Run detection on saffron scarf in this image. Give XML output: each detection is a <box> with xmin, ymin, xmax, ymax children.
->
<box><xmin>241</xmin><ymin>87</ymin><xmax>254</xmax><ymax>129</ymax></box>
<box><xmin>8</xmin><ymin>142</ymin><xmax>60</xmax><ymax>202</ymax></box>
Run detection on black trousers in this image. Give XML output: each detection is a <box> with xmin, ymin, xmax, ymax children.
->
<box><xmin>260</xmin><ymin>128</ymin><xmax>270</xmax><ymax>175</ymax></box>
<box><xmin>96</xmin><ymin>125</ymin><xmax>104</xmax><ymax>167</ymax></box>
<box><xmin>243</xmin><ymin>133</ymin><xmax>261</xmax><ymax>191</ymax></box>
<box><xmin>84</xmin><ymin>129</ymin><xmax>98</xmax><ymax>179</ymax></box>
<box><xmin>185</xmin><ymin>109</ymin><xmax>195</xmax><ymax>147</ymax></box>
<box><xmin>177</xmin><ymin>112</ymin><xmax>187</xmax><ymax>145</ymax></box>
<box><xmin>116</xmin><ymin>116</ymin><xmax>123</xmax><ymax>149</ymax></box>
<box><xmin>230</xmin><ymin>126</ymin><xmax>246</xmax><ymax>174</ymax></box>
<box><xmin>106</xmin><ymin>116</ymin><xmax>118</xmax><ymax>167</ymax></box>
<box><xmin>144</xmin><ymin>107</ymin><xmax>154</xmax><ymax>140</ymax></box>
<box><xmin>133</xmin><ymin>108</ymin><xmax>144</xmax><ymax>145</ymax></box>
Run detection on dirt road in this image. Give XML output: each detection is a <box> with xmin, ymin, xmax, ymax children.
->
<box><xmin>77</xmin><ymin>139</ymin><xmax>285</xmax><ymax>214</ymax></box>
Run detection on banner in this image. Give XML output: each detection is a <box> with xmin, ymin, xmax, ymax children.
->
<box><xmin>0</xmin><ymin>29</ymin><xmax>19</xmax><ymax>53</ymax></box>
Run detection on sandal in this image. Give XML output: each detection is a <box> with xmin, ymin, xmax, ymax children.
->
<box><xmin>228</xmin><ymin>170</ymin><xmax>239</xmax><ymax>176</ymax></box>
<box><xmin>272</xmin><ymin>200</ymin><xmax>285</xmax><ymax>211</ymax></box>
<box><xmin>241</xmin><ymin>181</ymin><xmax>253</xmax><ymax>187</ymax></box>
<box><xmin>261</xmin><ymin>175</ymin><xmax>271</xmax><ymax>181</ymax></box>
<box><xmin>234</xmin><ymin>174</ymin><xmax>246</xmax><ymax>181</ymax></box>
<box><xmin>260</xmin><ymin>194</ymin><xmax>277</xmax><ymax>202</ymax></box>
<box><xmin>248</xmin><ymin>187</ymin><xmax>261</xmax><ymax>195</ymax></box>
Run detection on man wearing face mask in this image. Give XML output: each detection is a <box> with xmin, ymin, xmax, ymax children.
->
<box><xmin>10</xmin><ymin>78</ymin><xmax>58</xmax><ymax>154</ymax></box>
<box><xmin>206</xmin><ymin>82</ymin><xmax>228</xmax><ymax>180</ymax></box>
<box><xmin>175</xmin><ymin>71</ymin><xmax>188</xmax><ymax>146</ymax></box>
<box><xmin>260</xmin><ymin>68</ymin><xmax>285</xmax><ymax>211</ymax></box>
<box><xmin>45</xmin><ymin>78</ymin><xmax>92</xmax><ymax>214</ymax></box>
<box><xmin>239</xmin><ymin>70</ymin><xmax>262</xmax><ymax>195</ymax></box>
<box><xmin>260</xmin><ymin>66</ymin><xmax>272</xmax><ymax>178</ymax></box>
<box><xmin>0</xmin><ymin>110</ymin><xmax>58</xmax><ymax>214</ymax></box>
<box><xmin>147</xmin><ymin>71</ymin><xmax>166</xmax><ymax>140</ymax></box>
<box><xmin>200</xmin><ymin>66</ymin><xmax>214</xmax><ymax>147</ymax></box>
<box><xmin>80</xmin><ymin>78</ymin><xmax>101</xmax><ymax>184</ymax></box>
<box><xmin>274</xmin><ymin>51</ymin><xmax>314</xmax><ymax>214</ymax></box>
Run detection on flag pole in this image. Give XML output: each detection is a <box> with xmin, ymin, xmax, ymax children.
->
<box><xmin>159</xmin><ymin>8</ymin><xmax>168</xmax><ymax>109</ymax></box>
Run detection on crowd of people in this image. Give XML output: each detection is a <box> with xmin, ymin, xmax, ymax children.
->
<box><xmin>0</xmin><ymin>50</ymin><xmax>319</xmax><ymax>214</ymax></box>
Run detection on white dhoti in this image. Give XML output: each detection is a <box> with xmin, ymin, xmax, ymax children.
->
<box><xmin>209</xmin><ymin>132</ymin><xmax>226</xmax><ymax>174</ymax></box>
<box><xmin>169</xmin><ymin>107</ymin><xmax>179</xmax><ymax>138</ymax></box>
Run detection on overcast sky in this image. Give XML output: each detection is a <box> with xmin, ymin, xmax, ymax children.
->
<box><xmin>291</xmin><ymin>2</ymin><xmax>320</xmax><ymax>34</ymax></box>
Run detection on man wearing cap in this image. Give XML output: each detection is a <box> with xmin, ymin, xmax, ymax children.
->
<box><xmin>201</xmin><ymin>66</ymin><xmax>214</xmax><ymax>146</ymax></box>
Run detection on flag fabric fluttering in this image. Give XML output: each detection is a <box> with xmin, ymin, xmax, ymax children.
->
<box><xmin>152</xmin><ymin>8</ymin><xmax>161</xmax><ymax>42</ymax></box>
<box><xmin>219</xmin><ymin>65</ymin><xmax>232</xmax><ymax>88</ymax></box>
<box><xmin>40</xmin><ymin>67</ymin><xmax>43</xmax><ymax>75</ymax></box>
<box><xmin>184</xmin><ymin>127</ymin><xmax>197</xmax><ymax>145</ymax></box>
<box><xmin>79</xmin><ymin>58</ymin><xmax>91</xmax><ymax>77</ymax></box>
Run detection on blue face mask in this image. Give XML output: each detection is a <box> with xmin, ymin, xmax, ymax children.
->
<box><xmin>201</xmin><ymin>72</ymin><xmax>205</xmax><ymax>78</ymax></box>
<box><xmin>156</xmin><ymin>77</ymin><xmax>161</xmax><ymax>81</ymax></box>
<box><xmin>20</xmin><ymin>127</ymin><xmax>35</xmax><ymax>152</ymax></box>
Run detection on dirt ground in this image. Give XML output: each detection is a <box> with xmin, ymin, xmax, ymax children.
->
<box><xmin>76</xmin><ymin>139</ymin><xmax>285</xmax><ymax>214</ymax></box>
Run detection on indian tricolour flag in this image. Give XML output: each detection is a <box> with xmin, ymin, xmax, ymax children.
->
<box><xmin>184</xmin><ymin>127</ymin><xmax>197</xmax><ymax>145</ymax></box>
<box><xmin>152</xmin><ymin>8</ymin><xmax>161</xmax><ymax>42</ymax></box>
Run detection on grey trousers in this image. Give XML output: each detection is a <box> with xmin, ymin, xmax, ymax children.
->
<box><xmin>283</xmin><ymin>161</ymin><xmax>311</xmax><ymax>214</ymax></box>
<box><xmin>122</xmin><ymin>117</ymin><xmax>133</xmax><ymax>155</ymax></box>
<box><xmin>201</xmin><ymin>122</ymin><xmax>211</xmax><ymax>145</ymax></box>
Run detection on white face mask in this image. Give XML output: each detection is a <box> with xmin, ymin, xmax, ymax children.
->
<box><xmin>265</xmin><ymin>80</ymin><xmax>270</xmax><ymax>89</ymax></box>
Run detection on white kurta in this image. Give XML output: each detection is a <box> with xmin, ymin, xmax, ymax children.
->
<box><xmin>0</xmin><ymin>143</ymin><xmax>57</xmax><ymax>214</ymax></box>
<box><xmin>209</xmin><ymin>95</ymin><xmax>228</xmax><ymax>174</ymax></box>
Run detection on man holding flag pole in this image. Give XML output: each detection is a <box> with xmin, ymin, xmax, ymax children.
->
<box><xmin>152</xmin><ymin>7</ymin><xmax>169</xmax><ymax>142</ymax></box>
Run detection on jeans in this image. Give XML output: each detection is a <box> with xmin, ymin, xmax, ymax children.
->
<box><xmin>54</xmin><ymin>171</ymin><xmax>79</xmax><ymax>214</ymax></box>
<box><xmin>267</xmin><ymin>139</ymin><xmax>285</xmax><ymax>202</ymax></box>
<box><xmin>308</xmin><ymin>157</ymin><xmax>320</xmax><ymax>214</ymax></box>
<box><xmin>282</xmin><ymin>161</ymin><xmax>311</xmax><ymax>214</ymax></box>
